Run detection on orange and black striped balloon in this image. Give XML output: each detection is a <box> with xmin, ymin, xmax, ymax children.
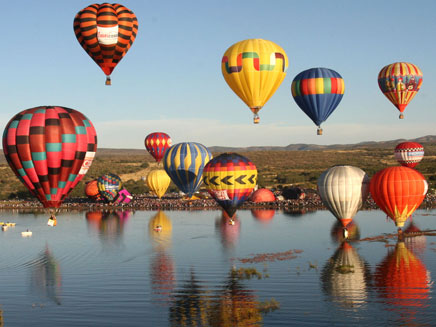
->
<box><xmin>74</xmin><ymin>3</ymin><xmax>138</xmax><ymax>85</ymax></box>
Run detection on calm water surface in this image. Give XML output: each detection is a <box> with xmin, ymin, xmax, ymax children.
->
<box><xmin>0</xmin><ymin>208</ymin><xmax>435</xmax><ymax>326</ymax></box>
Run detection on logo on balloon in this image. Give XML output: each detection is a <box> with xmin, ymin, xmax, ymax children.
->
<box><xmin>97</xmin><ymin>26</ymin><xmax>118</xmax><ymax>45</ymax></box>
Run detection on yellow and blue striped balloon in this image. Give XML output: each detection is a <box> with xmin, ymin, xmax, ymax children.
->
<box><xmin>163</xmin><ymin>142</ymin><xmax>212</xmax><ymax>197</ymax></box>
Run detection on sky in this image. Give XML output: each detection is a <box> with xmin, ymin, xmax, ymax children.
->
<box><xmin>0</xmin><ymin>0</ymin><xmax>435</xmax><ymax>149</ymax></box>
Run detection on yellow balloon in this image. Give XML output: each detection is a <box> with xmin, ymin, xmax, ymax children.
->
<box><xmin>221</xmin><ymin>38</ymin><xmax>288</xmax><ymax>124</ymax></box>
<box><xmin>146</xmin><ymin>169</ymin><xmax>171</xmax><ymax>199</ymax></box>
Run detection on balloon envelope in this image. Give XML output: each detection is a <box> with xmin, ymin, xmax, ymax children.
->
<box><xmin>250</xmin><ymin>188</ymin><xmax>275</xmax><ymax>202</ymax></box>
<box><xmin>97</xmin><ymin>173</ymin><xmax>123</xmax><ymax>202</ymax></box>
<box><xmin>317</xmin><ymin>166</ymin><xmax>370</xmax><ymax>227</ymax></box>
<box><xmin>378</xmin><ymin>62</ymin><xmax>423</xmax><ymax>118</ymax></box>
<box><xmin>85</xmin><ymin>179</ymin><xmax>102</xmax><ymax>201</ymax></box>
<box><xmin>395</xmin><ymin>142</ymin><xmax>424</xmax><ymax>168</ymax></box>
<box><xmin>163</xmin><ymin>142</ymin><xmax>212</xmax><ymax>197</ymax></box>
<box><xmin>291</xmin><ymin>67</ymin><xmax>344</xmax><ymax>134</ymax></box>
<box><xmin>74</xmin><ymin>3</ymin><xmax>138</xmax><ymax>84</ymax></box>
<box><xmin>203</xmin><ymin>153</ymin><xmax>257</xmax><ymax>217</ymax></box>
<box><xmin>370</xmin><ymin>166</ymin><xmax>427</xmax><ymax>227</ymax></box>
<box><xmin>147</xmin><ymin>169</ymin><xmax>171</xmax><ymax>198</ymax></box>
<box><xmin>221</xmin><ymin>38</ymin><xmax>288</xmax><ymax>123</ymax></box>
<box><xmin>145</xmin><ymin>132</ymin><xmax>172</xmax><ymax>163</ymax></box>
<box><xmin>2</xmin><ymin>106</ymin><xmax>97</xmax><ymax>208</ymax></box>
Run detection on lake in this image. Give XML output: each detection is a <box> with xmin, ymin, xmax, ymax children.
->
<box><xmin>0</xmin><ymin>208</ymin><xmax>435</xmax><ymax>326</ymax></box>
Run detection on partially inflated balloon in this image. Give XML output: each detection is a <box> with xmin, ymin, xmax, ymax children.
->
<box><xmin>163</xmin><ymin>142</ymin><xmax>212</xmax><ymax>197</ymax></box>
<box><xmin>370</xmin><ymin>166</ymin><xmax>427</xmax><ymax>227</ymax></box>
<box><xmin>145</xmin><ymin>132</ymin><xmax>172</xmax><ymax>163</ymax></box>
<box><xmin>74</xmin><ymin>3</ymin><xmax>138</xmax><ymax>85</ymax></box>
<box><xmin>378</xmin><ymin>62</ymin><xmax>422</xmax><ymax>119</ymax></box>
<box><xmin>97</xmin><ymin>173</ymin><xmax>122</xmax><ymax>202</ymax></box>
<box><xmin>317</xmin><ymin>166</ymin><xmax>370</xmax><ymax>228</ymax></box>
<box><xmin>203</xmin><ymin>153</ymin><xmax>257</xmax><ymax>217</ymax></box>
<box><xmin>3</xmin><ymin>106</ymin><xmax>97</xmax><ymax>208</ymax></box>
<box><xmin>222</xmin><ymin>39</ymin><xmax>288</xmax><ymax>124</ymax></box>
<box><xmin>291</xmin><ymin>67</ymin><xmax>345</xmax><ymax>135</ymax></box>
<box><xmin>395</xmin><ymin>142</ymin><xmax>424</xmax><ymax>168</ymax></box>
<box><xmin>85</xmin><ymin>179</ymin><xmax>102</xmax><ymax>201</ymax></box>
<box><xmin>146</xmin><ymin>169</ymin><xmax>171</xmax><ymax>198</ymax></box>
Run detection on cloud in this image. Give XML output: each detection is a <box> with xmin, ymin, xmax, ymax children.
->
<box><xmin>94</xmin><ymin>118</ymin><xmax>435</xmax><ymax>148</ymax></box>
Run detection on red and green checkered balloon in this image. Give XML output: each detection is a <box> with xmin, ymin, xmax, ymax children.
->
<box><xmin>2</xmin><ymin>106</ymin><xmax>97</xmax><ymax>208</ymax></box>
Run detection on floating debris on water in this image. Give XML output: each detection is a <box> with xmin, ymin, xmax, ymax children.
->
<box><xmin>235</xmin><ymin>249</ymin><xmax>303</xmax><ymax>264</ymax></box>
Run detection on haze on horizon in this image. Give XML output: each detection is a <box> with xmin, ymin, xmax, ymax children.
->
<box><xmin>0</xmin><ymin>0</ymin><xmax>435</xmax><ymax>149</ymax></box>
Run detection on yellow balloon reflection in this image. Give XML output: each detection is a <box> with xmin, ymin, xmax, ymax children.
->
<box><xmin>148</xmin><ymin>211</ymin><xmax>175</xmax><ymax>304</ymax></box>
<box><xmin>375</xmin><ymin>241</ymin><xmax>432</xmax><ymax>324</ymax></box>
<box><xmin>30</xmin><ymin>245</ymin><xmax>62</xmax><ymax>305</ymax></box>
<box><xmin>321</xmin><ymin>242</ymin><xmax>371</xmax><ymax>308</ymax></box>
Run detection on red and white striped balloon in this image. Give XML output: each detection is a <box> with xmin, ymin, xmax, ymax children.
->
<box><xmin>394</xmin><ymin>142</ymin><xmax>424</xmax><ymax>168</ymax></box>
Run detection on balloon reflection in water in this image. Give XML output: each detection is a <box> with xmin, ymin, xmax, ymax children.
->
<box><xmin>169</xmin><ymin>268</ymin><xmax>263</xmax><ymax>326</ymax></box>
<box><xmin>404</xmin><ymin>222</ymin><xmax>427</xmax><ymax>257</ymax></box>
<box><xmin>85</xmin><ymin>210</ymin><xmax>131</xmax><ymax>241</ymax></box>
<box><xmin>321</xmin><ymin>242</ymin><xmax>371</xmax><ymax>308</ymax></box>
<box><xmin>375</xmin><ymin>241</ymin><xmax>432</xmax><ymax>324</ymax></box>
<box><xmin>30</xmin><ymin>246</ymin><xmax>62</xmax><ymax>305</ymax></box>
<box><xmin>251</xmin><ymin>209</ymin><xmax>275</xmax><ymax>224</ymax></box>
<box><xmin>215</xmin><ymin>211</ymin><xmax>241</xmax><ymax>249</ymax></box>
<box><xmin>148</xmin><ymin>211</ymin><xmax>175</xmax><ymax>303</ymax></box>
<box><xmin>330</xmin><ymin>220</ymin><xmax>360</xmax><ymax>244</ymax></box>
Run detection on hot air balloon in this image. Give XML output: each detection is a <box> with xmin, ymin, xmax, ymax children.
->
<box><xmin>395</xmin><ymin>142</ymin><xmax>424</xmax><ymax>168</ymax></box>
<box><xmin>203</xmin><ymin>153</ymin><xmax>257</xmax><ymax>218</ymax></box>
<box><xmin>74</xmin><ymin>3</ymin><xmax>138</xmax><ymax>85</ymax></box>
<box><xmin>370</xmin><ymin>166</ymin><xmax>428</xmax><ymax>228</ymax></box>
<box><xmin>291</xmin><ymin>67</ymin><xmax>345</xmax><ymax>135</ymax></box>
<box><xmin>163</xmin><ymin>142</ymin><xmax>212</xmax><ymax>198</ymax></box>
<box><xmin>146</xmin><ymin>169</ymin><xmax>171</xmax><ymax>199</ymax></box>
<box><xmin>85</xmin><ymin>179</ymin><xmax>103</xmax><ymax>201</ymax></box>
<box><xmin>97</xmin><ymin>173</ymin><xmax>122</xmax><ymax>202</ymax></box>
<box><xmin>2</xmin><ymin>106</ymin><xmax>97</xmax><ymax>215</ymax></box>
<box><xmin>114</xmin><ymin>188</ymin><xmax>133</xmax><ymax>204</ymax></box>
<box><xmin>221</xmin><ymin>39</ymin><xmax>288</xmax><ymax>124</ymax></box>
<box><xmin>317</xmin><ymin>166</ymin><xmax>370</xmax><ymax>229</ymax></box>
<box><xmin>145</xmin><ymin>132</ymin><xmax>172</xmax><ymax>163</ymax></box>
<box><xmin>250</xmin><ymin>188</ymin><xmax>276</xmax><ymax>202</ymax></box>
<box><xmin>378</xmin><ymin>62</ymin><xmax>423</xmax><ymax>119</ymax></box>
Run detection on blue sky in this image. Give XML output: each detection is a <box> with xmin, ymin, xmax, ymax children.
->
<box><xmin>1</xmin><ymin>0</ymin><xmax>435</xmax><ymax>148</ymax></box>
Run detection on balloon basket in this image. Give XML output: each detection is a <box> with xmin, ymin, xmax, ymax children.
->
<box><xmin>253</xmin><ymin>114</ymin><xmax>260</xmax><ymax>124</ymax></box>
<box><xmin>317</xmin><ymin>127</ymin><xmax>323</xmax><ymax>135</ymax></box>
<box><xmin>399</xmin><ymin>113</ymin><xmax>404</xmax><ymax>119</ymax></box>
<box><xmin>105</xmin><ymin>76</ymin><xmax>111</xmax><ymax>86</ymax></box>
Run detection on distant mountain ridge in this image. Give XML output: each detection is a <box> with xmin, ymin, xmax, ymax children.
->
<box><xmin>207</xmin><ymin>135</ymin><xmax>436</xmax><ymax>152</ymax></box>
<box><xmin>95</xmin><ymin>135</ymin><xmax>436</xmax><ymax>155</ymax></box>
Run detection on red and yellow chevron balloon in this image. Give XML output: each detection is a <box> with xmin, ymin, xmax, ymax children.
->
<box><xmin>378</xmin><ymin>62</ymin><xmax>423</xmax><ymax>119</ymax></box>
<box><xmin>3</xmin><ymin>106</ymin><xmax>97</xmax><ymax>208</ymax></box>
<box><xmin>222</xmin><ymin>39</ymin><xmax>288</xmax><ymax>124</ymax></box>
<box><xmin>203</xmin><ymin>153</ymin><xmax>257</xmax><ymax>217</ymax></box>
<box><xmin>145</xmin><ymin>132</ymin><xmax>172</xmax><ymax>163</ymax></box>
<box><xmin>74</xmin><ymin>3</ymin><xmax>138</xmax><ymax>85</ymax></box>
<box><xmin>369</xmin><ymin>166</ymin><xmax>427</xmax><ymax>228</ymax></box>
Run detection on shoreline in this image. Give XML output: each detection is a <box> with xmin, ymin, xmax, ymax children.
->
<box><xmin>1</xmin><ymin>192</ymin><xmax>436</xmax><ymax>212</ymax></box>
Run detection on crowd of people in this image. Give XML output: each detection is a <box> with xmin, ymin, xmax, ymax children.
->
<box><xmin>0</xmin><ymin>188</ymin><xmax>435</xmax><ymax>211</ymax></box>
